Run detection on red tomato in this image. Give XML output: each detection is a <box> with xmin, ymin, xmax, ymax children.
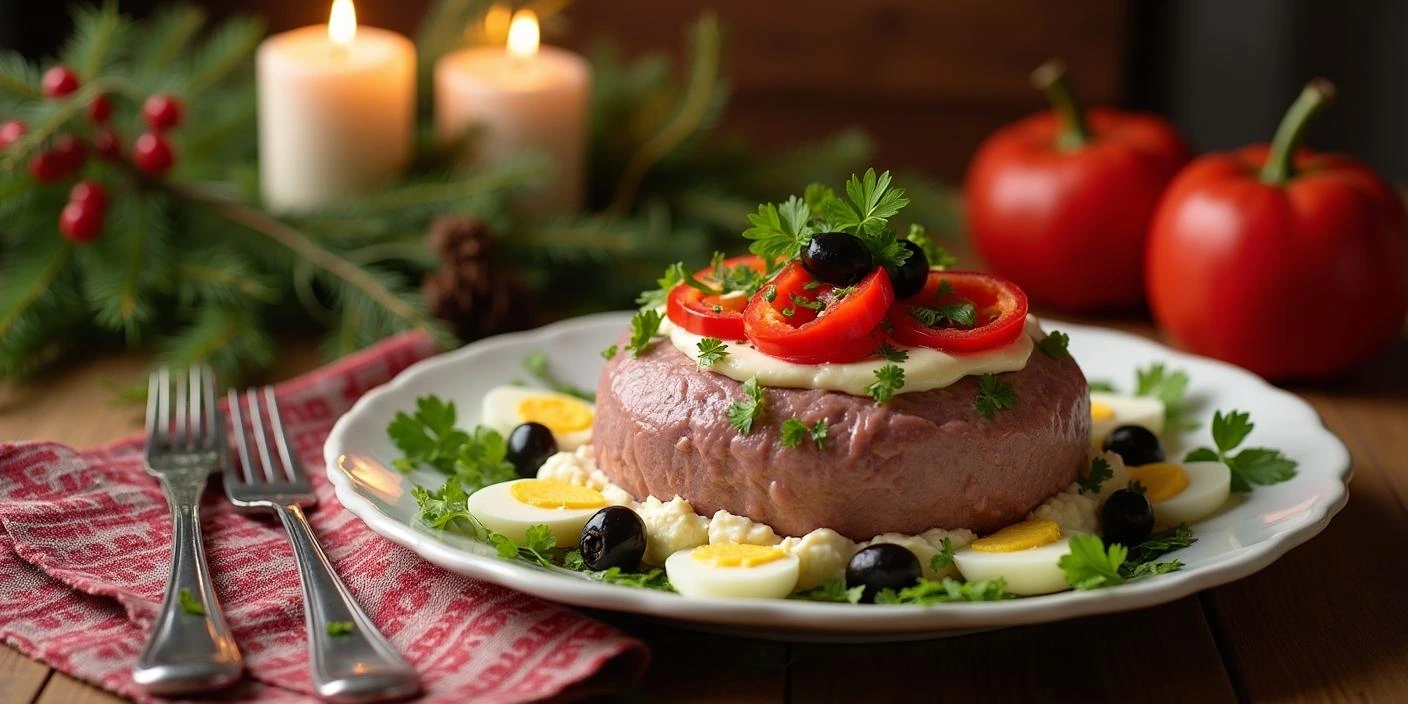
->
<box><xmin>888</xmin><ymin>271</ymin><xmax>1029</xmax><ymax>353</ymax></box>
<box><xmin>965</xmin><ymin>61</ymin><xmax>1190</xmax><ymax>311</ymax></box>
<box><xmin>1146</xmin><ymin>80</ymin><xmax>1408</xmax><ymax>380</ymax></box>
<box><xmin>743</xmin><ymin>262</ymin><xmax>894</xmax><ymax>364</ymax></box>
<box><xmin>665</xmin><ymin>255</ymin><xmax>766</xmax><ymax>340</ymax></box>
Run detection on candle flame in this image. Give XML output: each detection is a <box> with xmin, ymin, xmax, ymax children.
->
<box><xmin>329</xmin><ymin>0</ymin><xmax>357</xmax><ymax>46</ymax></box>
<box><xmin>507</xmin><ymin>9</ymin><xmax>540</xmax><ymax>60</ymax></box>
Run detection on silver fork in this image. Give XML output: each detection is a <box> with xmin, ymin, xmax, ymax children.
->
<box><xmin>225</xmin><ymin>386</ymin><xmax>420</xmax><ymax>703</ymax></box>
<box><xmin>134</xmin><ymin>366</ymin><xmax>244</xmax><ymax>694</ymax></box>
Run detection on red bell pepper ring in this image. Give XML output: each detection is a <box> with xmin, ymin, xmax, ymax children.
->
<box><xmin>743</xmin><ymin>262</ymin><xmax>894</xmax><ymax>364</ymax></box>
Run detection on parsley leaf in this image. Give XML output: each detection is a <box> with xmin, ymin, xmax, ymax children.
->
<box><xmin>483</xmin><ymin>524</ymin><xmax>558</xmax><ymax>569</ymax></box>
<box><xmin>696</xmin><ymin>337</ymin><xmax>729</xmax><ymax>366</ymax></box>
<box><xmin>522</xmin><ymin>352</ymin><xmax>594</xmax><ymax>402</ymax></box>
<box><xmin>177</xmin><ymin>588</ymin><xmax>205</xmax><ymax>616</ymax></box>
<box><xmin>726</xmin><ymin>376</ymin><xmax>766</xmax><ymax>434</ymax></box>
<box><xmin>325</xmin><ymin>621</ymin><xmax>355</xmax><ymax>636</ymax></box>
<box><xmin>791</xmin><ymin>294</ymin><xmax>825</xmax><ymax>312</ymax></box>
<box><xmin>875</xmin><ymin>343</ymin><xmax>909</xmax><ymax>363</ymax></box>
<box><xmin>792</xmin><ymin>577</ymin><xmax>865</xmax><ymax>604</ymax></box>
<box><xmin>388</xmin><ymin>396</ymin><xmax>471</xmax><ymax>474</ymax></box>
<box><xmin>780</xmin><ymin>418</ymin><xmax>829</xmax><ymax>449</ymax></box>
<box><xmin>1038</xmin><ymin>330</ymin><xmax>1070</xmax><ymax>359</ymax></box>
<box><xmin>712</xmin><ymin>256</ymin><xmax>768</xmax><ymax>296</ymax></box>
<box><xmin>596</xmin><ymin>567</ymin><xmax>675</xmax><ymax>591</ymax></box>
<box><xmin>1134</xmin><ymin>363</ymin><xmax>1197</xmax><ymax>432</ymax></box>
<box><xmin>1077</xmin><ymin>456</ymin><xmax>1113</xmax><ymax>495</ymax></box>
<box><xmin>974</xmin><ymin>374</ymin><xmax>1017</xmax><ymax>418</ymax></box>
<box><xmin>1185</xmin><ymin>410</ymin><xmax>1298</xmax><ymax>492</ymax></box>
<box><xmin>628</xmin><ymin>309</ymin><xmax>664</xmax><ymax>357</ymax></box>
<box><xmin>803</xmin><ymin>183</ymin><xmax>835</xmax><ymax>213</ymax></box>
<box><xmin>412</xmin><ymin>477</ymin><xmax>480</xmax><ymax>532</ymax></box>
<box><xmin>601</xmin><ymin>344</ymin><xmax>618</xmax><ymax>360</ymax></box>
<box><xmin>809</xmin><ymin>420</ymin><xmax>829</xmax><ymax>449</ymax></box>
<box><xmin>910</xmin><ymin>303</ymin><xmax>976</xmax><ymax>328</ymax></box>
<box><xmin>874</xmin><ymin>577</ymin><xmax>1011</xmax><ymax>604</ymax></box>
<box><xmin>930</xmin><ymin>538</ymin><xmax>955</xmax><ymax>571</ymax></box>
<box><xmin>452</xmin><ymin>427</ymin><xmax>517</xmax><ymax>490</ymax></box>
<box><xmin>868</xmin><ymin>364</ymin><xmax>906</xmax><ymax>404</ymax></box>
<box><xmin>1059</xmin><ymin>533</ymin><xmax>1128</xmax><ymax>590</ymax></box>
<box><xmin>743</xmin><ymin>196</ymin><xmax>815</xmax><ymax>265</ymax></box>
<box><xmin>906</xmin><ymin>224</ymin><xmax>956</xmax><ymax>269</ymax></box>
<box><xmin>1125</xmin><ymin>523</ymin><xmax>1196</xmax><ymax>567</ymax></box>
<box><xmin>821</xmin><ymin>169</ymin><xmax>912</xmax><ymax>269</ymax></box>
<box><xmin>635</xmin><ymin>262</ymin><xmax>685</xmax><ymax>310</ymax></box>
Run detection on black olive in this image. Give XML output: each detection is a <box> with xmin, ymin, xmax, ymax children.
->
<box><xmin>506</xmin><ymin>422</ymin><xmax>557</xmax><ymax>478</ymax></box>
<box><xmin>845</xmin><ymin>544</ymin><xmax>922</xmax><ymax>603</ymax></box>
<box><xmin>1103</xmin><ymin>425</ymin><xmax>1166</xmax><ymax>467</ymax></box>
<box><xmin>1102</xmin><ymin>488</ymin><xmax>1155</xmax><ymax>547</ymax></box>
<box><xmin>578</xmin><ymin>506</ymin><xmax>647</xmax><ymax>571</ymax></box>
<box><xmin>887</xmin><ymin>240</ymin><xmax>930</xmax><ymax>298</ymax></box>
<box><xmin>802</xmin><ymin>232</ymin><xmax>872</xmax><ymax>286</ymax></box>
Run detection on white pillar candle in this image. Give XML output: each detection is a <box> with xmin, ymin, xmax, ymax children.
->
<box><xmin>257</xmin><ymin>0</ymin><xmax>415</xmax><ymax>212</ymax></box>
<box><xmin>434</xmin><ymin>10</ymin><xmax>591</xmax><ymax>216</ymax></box>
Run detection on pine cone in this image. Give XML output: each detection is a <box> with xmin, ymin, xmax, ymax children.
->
<box><xmin>421</xmin><ymin>215</ymin><xmax>535</xmax><ymax>341</ymax></box>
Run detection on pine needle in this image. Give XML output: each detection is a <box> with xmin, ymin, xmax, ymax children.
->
<box><xmin>61</xmin><ymin>0</ymin><xmax>129</xmax><ymax>81</ymax></box>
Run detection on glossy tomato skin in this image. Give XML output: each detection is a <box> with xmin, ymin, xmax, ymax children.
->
<box><xmin>664</xmin><ymin>255</ymin><xmax>765</xmax><ymax>341</ymax></box>
<box><xmin>965</xmin><ymin>108</ymin><xmax>1190</xmax><ymax>311</ymax></box>
<box><xmin>743</xmin><ymin>263</ymin><xmax>893</xmax><ymax>364</ymax></box>
<box><xmin>1146</xmin><ymin>145</ymin><xmax>1408</xmax><ymax>380</ymax></box>
<box><xmin>887</xmin><ymin>270</ymin><xmax>1029</xmax><ymax>353</ymax></box>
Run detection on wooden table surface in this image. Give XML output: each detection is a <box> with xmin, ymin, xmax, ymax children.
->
<box><xmin>3</xmin><ymin>319</ymin><xmax>1407</xmax><ymax>704</ymax></box>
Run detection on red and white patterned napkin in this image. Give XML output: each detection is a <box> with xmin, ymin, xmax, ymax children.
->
<box><xmin>0</xmin><ymin>333</ymin><xmax>648</xmax><ymax>702</ymax></box>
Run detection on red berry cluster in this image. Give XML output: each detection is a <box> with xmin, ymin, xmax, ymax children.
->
<box><xmin>0</xmin><ymin>66</ymin><xmax>188</xmax><ymax>243</ymax></box>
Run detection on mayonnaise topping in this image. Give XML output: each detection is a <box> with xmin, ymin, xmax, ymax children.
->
<box><xmin>665</xmin><ymin>315</ymin><xmax>1045</xmax><ymax>397</ymax></box>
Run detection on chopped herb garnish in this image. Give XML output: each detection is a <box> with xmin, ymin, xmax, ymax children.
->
<box><xmin>726</xmin><ymin>376</ymin><xmax>766</xmax><ymax>434</ymax></box>
<box><xmin>792</xmin><ymin>578</ymin><xmax>864</xmax><ymax>603</ymax></box>
<box><xmin>628</xmin><ymin>309</ymin><xmax>664</xmax><ymax>357</ymax></box>
<box><xmin>325</xmin><ymin>621</ymin><xmax>355</xmax><ymax>636</ymax></box>
<box><xmin>564</xmin><ymin>550</ymin><xmax>676</xmax><ymax>591</ymax></box>
<box><xmin>868</xmin><ymin>364</ymin><xmax>906</xmax><ymax>404</ymax></box>
<box><xmin>791</xmin><ymin>294</ymin><xmax>825</xmax><ymax>312</ymax></box>
<box><xmin>781</xmin><ymin>307</ymin><xmax>796</xmax><ymax>317</ymax></box>
<box><xmin>803</xmin><ymin>280</ymin><xmax>822</xmax><ymax>291</ymax></box>
<box><xmin>930</xmin><ymin>538</ymin><xmax>955</xmax><ymax>571</ymax></box>
<box><xmin>177</xmin><ymin>588</ymin><xmax>205</xmax><ymax>616</ymax></box>
<box><xmin>696</xmin><ymin>337</ymin><xmax>729</xmax><ymax>366</ymax></box>
<box><xmin>875</xmin><ymin>577</ymin><xmax>1011</xmax><ymax>604</ymax></box>
<box><xmin>743</xmin><ymin>195</ymin><xmax>816</xmax><ymax>266</ymax></box>
<box><xmin>522</xmin><ymin>352</ymin><xmax>594</xmax><ymax>401</ymax></box>
<box><xmin>1077</xmin><ymin>456</ymin><xmax>1113</xmax><ymax>495</ymax></box>
<box><xmin>601</xmin><ymin>344</ymin><xmax>618</xmax><ymax>360</ymax></box>
<box><xmin>910</xmin><ymin>303</ymin><xmax>976</xmax><ymax>328</ymax></box>
<box><xmin>451</xmin><ymin>426</ymin><xmax>517</xmax><ymax>489</ymax></box>
<box><xmin>1184</xmin><ymin>410</ymin><xmax>1297</xmax><ymax>492</ymax></box>
<box><xmin>1059</xmin><ymin>531</ymin><xmax>1189</xmax><ymax>590</ymax></box>
<box><xmin>1126</xmin><ymin>524</ymin><xmax>1196</xmax><ymax>566</ymax></box>
<box><xmin>974</xmin><ymin>374</ymin><xmax>1017</xmax><ymax>418</ymax></box>
<box><xmin>875</xmin><ymin>343</ymin><xmax>909</xmax><ymax>363</ymax></box>
<box><xmin>833</xmin><ymin>285</ymin><xmax>855</xmax><ymax>300</ymax></box>
<box><xmin>1038</xmin><ymin>330</ymin><xmax>1070</xmax><ymax>359</ymax></box>
<box><xmin>763</xmin><ymin>286</ymin><xmax>777</xmax><ymax>302</ymax></box>
<box><xmin>636</xmin><ymin>262</ymin><xmax>685</xmax><ymax>310</ymax></box>
<box><xmin>780</xmin><ymin>418</ymin><xmax>829</xmax><ymax>449</ymax></box>
<box><xmin>1134</xmin><ymin>363</ymin><xmax>1197</xmax><ymax>432</ymax></box>
<box><xmin>1128</xmin><ymin>479</ymin><xmax>1147</xmax><ymax>495</ymax></box>
<box><xmin>387</xmin><ymin>395</ymin><xmax>471</xmax><ymax>474</ymax></box>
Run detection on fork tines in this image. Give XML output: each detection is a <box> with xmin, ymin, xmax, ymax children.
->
<box><xmin>226</xmin><ymin>386</ymin><xmax>308</xmax><ymax>491</ymax></box>
<box><xmin>145</xmin><ymin>366</ymin><xmax>219</xmax><ymax>455</ymax></box>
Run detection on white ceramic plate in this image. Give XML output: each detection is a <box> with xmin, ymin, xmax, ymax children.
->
<box><xmin>324</xmin><ymin>312</ymin><xmax>1350</xmax><ymax>641</ymax></box>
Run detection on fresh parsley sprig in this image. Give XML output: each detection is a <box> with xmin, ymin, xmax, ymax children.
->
<box><xmin>387</xmin><ymin>396</ymin><xmax>472</xmax><ymax>474</ymax></box>
<box><xmin>743</xmin><ymin>195</ymin><xmax>816</xmax><ymax>265</ymax></box>
<box><xmin>726</xmin><ymin>376</ymin><xmax>766</xmax><ymax>434</ymax></box>
<box><xmin>875</xmin><ymin>343</ymin><xmax>909</xmax><ymax>363</ymax></box>
<box><xmin>564</xmin><ymin>550</ymin><xmax>676</xmax><ymax>591</ymax></box>
<box><xmin>1184</xmin><ymin>410</ymin><xmax>1298</xmax><ymax>492</ymax></box>
<box><xmin>1135</xmin><ymin>363</ymin><xmax>1197</xmax><ymax>432</ymax></box>
<box><xmin>821</xmin><ymin>169</ymin><xmax>912</xmax><ymax>270</ymax></box>
<box><xmin>628</xmin><ymin>309</ymin><xmax>664</xmax><ymax>357</ymax></box>
<box><xmin>1058</xmin><ymin>530</ymin><xmax>1191</xmax><ymax>590</ymax></box>
<box><xmin>1077</xmin><ymin>456</ymin><xmax>1113</xmax><ymax>495</ymax></box>
<box><xmin>868</xmin><ymin>364</ymin><xmax>906</xmax><ymax>403</ymax></box>
<box><xmin>780</xmin><ymin>418</ymin><xmax>829</xmax><ymax>449</ymax></box>
<box><xmin>874</xmin><ymin>577</ymin><xmax>1011</xmax><ymax>604</ymax></box>
<box><xmin>696</xmin><ymin>337</ymin><xmax>729</xmax><ymax>366</ymax></box>
<box><xmin>1038</xmin><ymin>331</ymin><xmax>1070</xmax><ymax>359</ymax></box>
<box><xmin>910</xmin><ymin>302</ymin><xmax>976</xmax><ymax>328</ymax></box>
<box><xmin>792</xmin><ymin>578</ymin><xmax>865</xmax><ymax>603</ymax></box>
<box><xmin>974</xmin><ymin>374</ymin><xmax>1017</xmax><ymax>418</ymax></box>
<box><xmin>930</xmin><ymin>538</ymin><xmax>955</xmax><ymax>571</ymax></box>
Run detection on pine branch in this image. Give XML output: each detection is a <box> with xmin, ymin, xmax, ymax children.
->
<box><xmin>0</xmin><ymin>235</ymin><xmax>87</xmax><ymax>378</ymax></box>
<box><xmin>159</xmin><ymin>304</ymin><xmax>275</xmax><ymax>383</ymax></box>
<box><xmin>75</xmin><ymin>190</ymin><xmax>173</xmax><ymax>340</ymax></box>
<box><xmin>0</xmin><ymin>51</ymin><xmax>42</xmax><ymax>106</ymax></box>
<box><xmin>182</xmin><ymin>15</ymin><xmax>264</xmax><ymax>97</ymax></box>
<box><xmin>61</xmin><ymin>1</ymin><xmax>130</xmax><ymax>81</ymax></box>
<box><xmin>606</xmin><ymin>12</ymin><xmax>724</xmax><ymax>216</ymax></box>
<box><xmin>175</xmin><ymin>248</ymin><xmax>278</xmax><ymax>305</ymax></box>
<box><xmin>0</xmin><ymin>80</ymin><xmax>113</xmax><ymax>172</ymax></box>
<box><xmin>132</xmin><ymin>5</ymin><xmax>207</xmax><ymax>75</ymax></box>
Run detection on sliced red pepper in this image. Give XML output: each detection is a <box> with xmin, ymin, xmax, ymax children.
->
<box><xmin>666</xmin><ymin>255</ymin><xmax>767</xmax><ymax>341</ymax></box>
<box><xmin>743</xmin><ymin>262</ymin><xmax>895</xmax><ymax>364</ymax></box>
<box><xmin>887</xmin><ymin>270</ymin><xmax>1029</xmax><ymax>353</ymax></box>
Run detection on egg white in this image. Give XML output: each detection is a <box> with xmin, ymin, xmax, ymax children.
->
<box><xmin>1090</xmin><ymin>392</ymin><xmax>1165</xmax><ymax>446</ymax></box>
<box><xmin>1148</xmin><ymin>461</ymin><xmax>1231</xmax><ymax>528</ymax></box>
<box><xmin>481</xmin><ymin>385</ymin><xmax>593</xmax><ymax>450</ymax></box>
<box><xmin>463</xmin><ymin>479</ymin><xmax>605</xmax><ymax>548</ymax></box>
<box><xmin>952</xmin><ymin>538</ymin><xmax>1073</xmax><ymax>596</ymax></box>
<box><xmin>665</xmin><ymin>547</ymin><xmax>801</xmax><ymax>599</ymax></box>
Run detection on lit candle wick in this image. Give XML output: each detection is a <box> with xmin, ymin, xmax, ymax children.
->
<box><xmin>329</xmin><ymin>0</ymin><xmax>357</xmax><ymax>57</ymax></box>
<box><xmin>507</xmin><ymin>9</ymin><xmax>540</xmax><ymax>70</ymax></box>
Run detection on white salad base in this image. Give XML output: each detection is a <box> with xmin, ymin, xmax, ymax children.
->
<box><xmin>663</xmin><ymin>315</ymin><xmax>1045</xmax><ymax>398</ymax></box>
<box><xmin>538</xmin><ymin>444</ymin><xmax>1131</xmax><ymax>591</ymax></box>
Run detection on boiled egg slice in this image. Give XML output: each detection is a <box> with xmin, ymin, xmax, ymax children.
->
<box><xmin>1126</xmin><ymin>461</ymin><xmax>1231</xmax><ymax>528</ymax></box>
<box><xmin>482</xmin><ymin>385</ymin><xmax>594</xmax><ymax>450</ymax></box>
<box><xmin>1089</xmin><ymin>392</ymin><xmax>1165</xmax><ymax>447</ymax></box>
<box><xmin>464</xmin><ymin>478</ymin><xmax>607</xmax><ymax>547</ymax></box>
<box><xmin>665</xmin><ymin>543</ymin><xmax>801</xmax><ymax>599</ymax></box>
<box><xmin>952</xmin><ymin>519</ymin><xmax>1071</xmax><ymax>596</ymax></box>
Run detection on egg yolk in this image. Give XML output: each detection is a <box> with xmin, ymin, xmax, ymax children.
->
<box><xmin>970</xmin><ymin>519</ymin><xmax>1063</xmax><ymax>552</ymax></box>
<box><xmin>691</xmin><ymin>543</ymin><xmax>787</xmax><ymax>568</ymax></box>
<box><xmin>1091</xmin><ymin>402</ymin><xmax>1115</xmax><ymax>421</ymax></box>
<box><xmin>1125</xmin><ymin>463</ymin><xmax>1190</xmax><ymax>503</ymax></box>
<box><xmin>509</xmin><ymin>479</ymin><xmax>607</xmax><ymax>510</ymax></box>
<box><xmin>518</xmin><ymin>397</ymin><xmax>593</xmax><ymax>434</ymax></box>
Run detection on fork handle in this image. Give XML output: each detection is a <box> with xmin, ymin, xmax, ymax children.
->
<box><xmin>276</xmin><ymin>503</ymin><xmax>421</xmax><ymax>703</ymax></box>
<box><xmin>134</xmin><ymin>480</ymin><xmax>243</xmax><ymax>694</ymax></box>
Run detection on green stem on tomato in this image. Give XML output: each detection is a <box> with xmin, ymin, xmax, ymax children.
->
<box><xmin>1259</xmin><ymin>78</ymin><xmax>1336</xmax><ymax>185</ymax></box>
<box><xmin>1031</xmin><ymin>58</ymin><xmax>1091</xmax><ymax>151</ymax></box>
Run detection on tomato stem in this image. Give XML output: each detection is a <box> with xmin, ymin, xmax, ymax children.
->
<box><xmin>1260</xmin><ymin>78</ymin><xmax>1336</xmax><ymax>185</ymax></box>
<box><xmin>1031</xmin><ymin>59</ymin><xmax>1091</xmax><ymax>150</ymax></box>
